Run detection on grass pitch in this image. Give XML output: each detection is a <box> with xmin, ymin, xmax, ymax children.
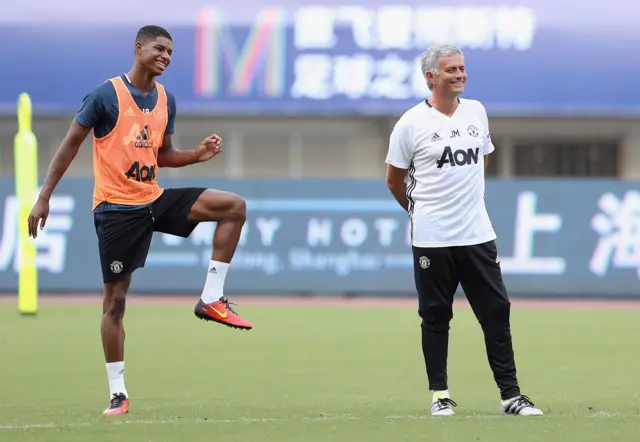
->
<box><xmin>0</xmin><ymin>296</ymin><xmax>639</xmax><ymax>441</ymax></box>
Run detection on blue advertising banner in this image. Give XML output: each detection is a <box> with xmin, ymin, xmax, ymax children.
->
<box><xmin>1</xmin><ymin>1</ymin><xmax>639</xmax><ymax>117</ymax></box>
<box><xmin>0</xmin><ymin>178</ymin><xmax>639</xmax><ymax>298</ymax></box>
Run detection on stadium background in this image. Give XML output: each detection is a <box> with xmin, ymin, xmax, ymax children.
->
<box><xmin>1</xmin><ymin>0</ymin><xmax>639</xmax><ymax>298</ymax></box>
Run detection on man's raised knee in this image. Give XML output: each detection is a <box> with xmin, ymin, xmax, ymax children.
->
<box><xmin>228</xmin><ymin>195</ymin><xmax>246</xmax><ymax>222</ymax></box>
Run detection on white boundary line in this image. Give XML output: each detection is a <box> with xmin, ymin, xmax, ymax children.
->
<box><xmin>1</xmin><ymin>412</ymin><xmax>622</xmax><ymax>430</ymax></box>
<box><xmin>0</xmin><ymin>415</ymin><xmax>498</xmax><ymax>430</ymax></box>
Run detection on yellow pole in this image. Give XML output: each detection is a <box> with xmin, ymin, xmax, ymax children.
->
<box><xmin>14</xmin><ymin>93</ymin><xmax>38</xmax><ymax>315</ymax></box>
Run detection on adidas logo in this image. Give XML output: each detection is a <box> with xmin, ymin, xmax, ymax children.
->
<box><xmin>431</xmin><ymin>133</ymin><xmax>442</xmax><ymax>142</ymax></box>
<box><xmin>139</xmin><ymin>125</ymin><xmax>149</xmax><ymax>141</ymax></box>
<box><xmin>124</xmin><ymin>107</ymin><xmax>136</xmax><ymax>117</ymax></box>
<box><xmin>208</xmin><ymin>266</ymin><xmax>217</xmax><ymax>273</ymax></box>
<box><xmin>134</xmin><ymin>125</ymin><xmax>152</xmax><ymax>148</ymax></box>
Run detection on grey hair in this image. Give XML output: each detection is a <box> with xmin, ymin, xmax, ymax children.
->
<box><xmin>420</xmin><ymin>44</ymin><xmax>464</xmax><ymax>91</ymax></box>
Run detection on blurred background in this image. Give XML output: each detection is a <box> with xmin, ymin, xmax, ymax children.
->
<box><xmin>0</xmin><ymin>0</ymin><xmax>638</xmax><ymax>298</ymax></box>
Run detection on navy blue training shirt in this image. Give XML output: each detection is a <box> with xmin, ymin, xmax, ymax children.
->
<box><xmin>75</xmin><ymin>74</ymin><xmax>176</xmax><ymax>138</ymax></box>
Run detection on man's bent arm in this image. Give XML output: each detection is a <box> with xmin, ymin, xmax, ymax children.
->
<box><xmin>386</xmin><ymin>164</ymin><xmax>410</xmax><ymax>212</ymax></box>
<box><xmin>157</xmin><ymin>134</ymin><xmax>198</xmax><ymax>168</ymax></box>
<box><xmin>39</xmin><ymin>121</ymin><xmax>91</xmax><ymax>201</ymax></box>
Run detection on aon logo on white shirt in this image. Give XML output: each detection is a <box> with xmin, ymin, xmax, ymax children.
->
<box><xmin>436</xmin><ymin>146</ymin><xmax>480</xmax><ymax>168</ymax></box>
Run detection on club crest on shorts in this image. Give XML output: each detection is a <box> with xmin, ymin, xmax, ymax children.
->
<box><xmin>110</xmin><ymin>260</ymin><xmax>124</xmax><ymax>274</ymax></box>
<box><xmin>418</xmin><ymin>256</ymin><xmax>430</xmax><ymax>269</ymax></box>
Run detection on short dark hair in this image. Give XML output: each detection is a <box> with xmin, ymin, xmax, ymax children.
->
<box><xmin>136</xmin><ymin>25</ymin><xmax>172</xmax><ymax>44</ymax></box>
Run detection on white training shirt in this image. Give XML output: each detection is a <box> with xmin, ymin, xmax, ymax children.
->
<box><xmin>385</xmin><ymin>98</ymin><xmax>497</xmax><ymax>248</ymax></box>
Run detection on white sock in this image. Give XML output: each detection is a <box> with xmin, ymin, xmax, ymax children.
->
<box><xmin>106</xmin><ymin>361</ymin><xmax>128</xmax><ymax>398</ymax></box>
<box><xmin>432</xmin><ymin>390</ymin><xmax>450</xmax><ymax>402</ymax></box>
<box><xmin>200</xmin><ymin>260</ymin><xmax>230</xmax><ymax>304</ymax></box>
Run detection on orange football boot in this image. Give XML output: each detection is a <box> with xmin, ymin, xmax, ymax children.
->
<box><xmin>102</xmin><ymin>393</ymin><xmax>129</xmax><ymax>416</ymax></box>
<box><xmin>194</xmin><ymin>297</ymin><xmax>253</xmax><ymax>330</ymax></box>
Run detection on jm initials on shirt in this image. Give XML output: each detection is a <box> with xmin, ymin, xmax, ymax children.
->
<box><xmin>91</xmin><ymin>76</ymin><xmax>168</xmax><ymax>210</ymax></box>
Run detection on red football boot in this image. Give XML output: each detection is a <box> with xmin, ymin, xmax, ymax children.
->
<box><xmin>102</xmin><ymin>393</ymin><xmax>129</xmax><ymax>416</ymax></box>
<box><xmin>194</xmin><ymin>297</ymin><xmax>253</xmax><ymax>330</ymax></box>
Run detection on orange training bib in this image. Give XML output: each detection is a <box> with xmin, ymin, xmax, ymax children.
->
<box><xmin>91</xmin><ymin>76</ymin><xmax>167</xmax><ymax>210</ymax></box>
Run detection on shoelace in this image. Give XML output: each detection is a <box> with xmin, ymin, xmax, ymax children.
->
<box><xmin>504</xmin><ymin>395</ymin><xmax>536</xmax><ymax>414</ymax></box>
<box><xmin>219</xmin><ymin>297</ymin><xmax>239</xmax><ymax>315</ymax></box>
<box><xmin>109</xmin><ymin>393</ymin><xmax>126</xmax><ymax>409</ymax></box>
<box><xmin>434</xmin><ymin>398</ymin><xmax>457</xmax><ymax>409</ymax></box>
<box><xmin>514</xmin><ymin>395</ymin><xmax>535</xmax><ymax>408</ymax></box>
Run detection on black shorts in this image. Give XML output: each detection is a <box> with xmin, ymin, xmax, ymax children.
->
<box><xmin>412</xmin><ymin>240</ymin><xmax>509</xmax><ymax>317</ymax></box>
<box><xmin>94</xmin><ymin>187</ymin><xmax>206</xmax><ymax>283</ymax></box>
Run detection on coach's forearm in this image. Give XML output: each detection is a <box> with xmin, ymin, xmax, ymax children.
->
<box><xmin>157</xmin><ymin>147</ymin><xmax>198</xmax><ymax>168</ymax></box>
<box><xmin>387</xmin><ymin>184</ymin><xmax>410</xmax><ymax>212</ymax></box>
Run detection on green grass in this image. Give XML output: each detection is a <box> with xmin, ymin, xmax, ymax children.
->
<box><xmin>0</xmin><ymin>300</ymin><xmax>639</xmax><ymax>441</ymax></box>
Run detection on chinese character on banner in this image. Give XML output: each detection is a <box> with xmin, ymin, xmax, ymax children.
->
<box><xmin>333</xmin><ymin>54</ymin><xmax>375</xmax><ymax>99</ymax></box>
<box><xmin>290</xmin><ymin>54</ymin><xmax>333</xmax><ymax>99</ymax></box>
<box><xmin>369</xmin><ymin>55</ymin><xmax>411</xmax><ymax>99</ymax></box>
<box><xmin>0</xmin><ymin>194</ymin><xmax>75</xmax><ymax>274</ymax></box>
<box><xmin>493</xmin><ymin>6</ymin><xmax>537</xmax><ymax>51</ymax></box>
<box><xmin>375</xmin><ymin>6</ymin><xmax>413</xmax><ymax>50</ymax></box>
<box><xmin>413</xmin><ymin>7</ymin><xmax>455</xmax><ymax>48</ymax></box>
<box><xmin>451</xmin><ymin>7</ymin><xmax>494</xmax><ymax>50</ymax></box>
<box><xmin>590</xmin><ymin>190</ymin><xmax>640</xmax><ymax>278</ymax></box>
<box><xmin>293</xmin><ymin>7</ymin><xmax>336</xmax><ymax>49</ymax></box>
<box><xmin>337</xmin><ymin>6</ymin><xmax>375</xmax><ymax>49</ymax></box>
<box><xmin>499</xmin><ymin>191</ymin><xmax>565</xmax><ymax>275</ymax></box>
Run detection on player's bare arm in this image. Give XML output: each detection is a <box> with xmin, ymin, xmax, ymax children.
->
<box><xmin>386</xmin><ymin>164</ymin><xmax>410</xmax><ymax>212</ymax></box>
<box><xmin>484</xmin><ymin>155</ymin><xmax>489</xmax><ymax>170</ymax></box>
<box><xmin>28</xmin><ymin>120</ymin><xmax>91</xmax><ymax>238</ymax></box>
<box><xmin>157</xmin><ymin>134</ymin><xmax>222</xmax><ymax>168</ymax></box>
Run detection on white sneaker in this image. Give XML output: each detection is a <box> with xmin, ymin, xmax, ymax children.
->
<box><xmin>431</xmin><ymin>393</ymin><xmax>457</xmax><ymax>416</ymax></box>
<box><xmin>500</xmin><ymin>395</ymin><xmax>544</xmax><ymax>416</ymax></box>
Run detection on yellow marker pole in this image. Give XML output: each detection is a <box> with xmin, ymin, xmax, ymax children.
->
<box><xmin>14</xmin><ymin>93</ymin><xmax>38</xmax><ymax>315</ymax></box>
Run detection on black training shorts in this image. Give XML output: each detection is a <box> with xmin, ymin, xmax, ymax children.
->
<box><xmin>94</xmin><ymin>187</ymin><xmax>206</xmax><ymax>283</ymax></box>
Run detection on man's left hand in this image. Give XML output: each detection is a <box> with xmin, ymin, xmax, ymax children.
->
<box><xmin>194</xmin><ymin>134</ymin><xmax>222</xmax><ymax>162</ymax></box>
